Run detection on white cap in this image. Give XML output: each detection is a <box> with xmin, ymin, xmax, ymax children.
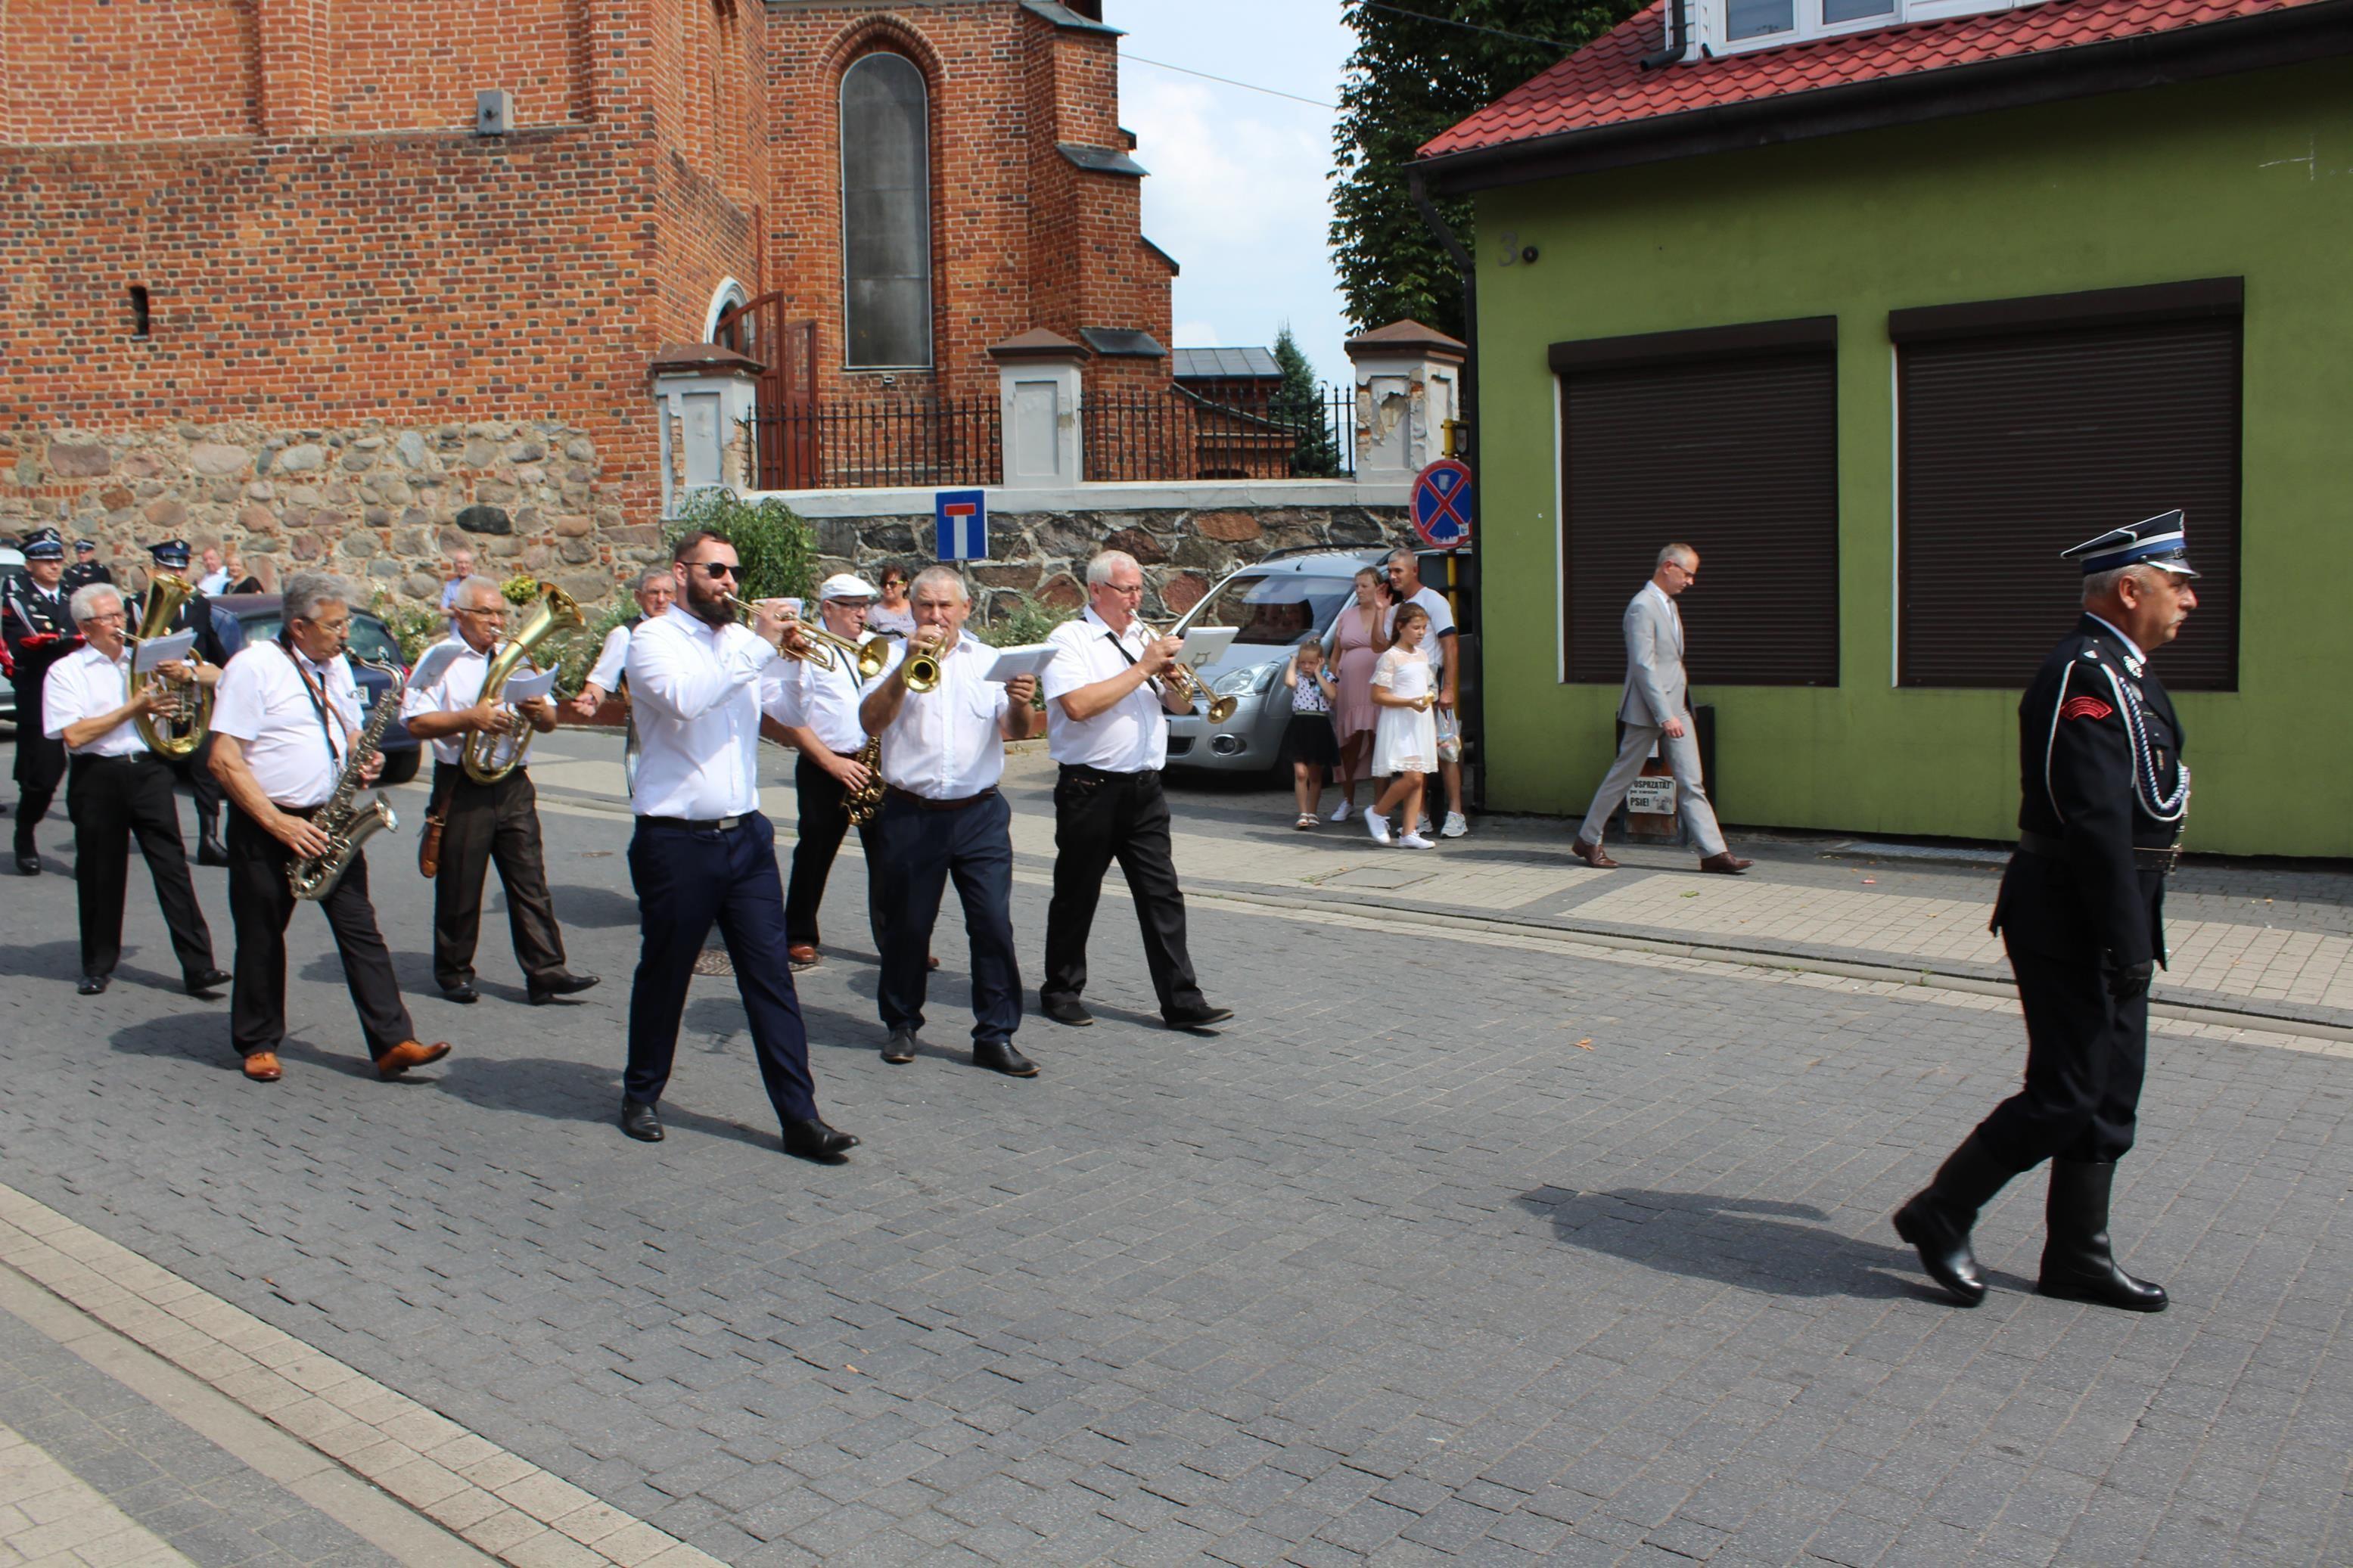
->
<box><xmin>818</xmin><ymin>572</ymin><xmax>878</xmax><ymax>602</ymax></box>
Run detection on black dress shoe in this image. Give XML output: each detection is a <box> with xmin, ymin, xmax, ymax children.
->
<box><xmin>973</xmin><ymin>1039</ymin><xmax>1039</xmax><ymax>1077</ymax></box>
<box><xmin>781</xmin><ymin>1116</ymin><xmax>859</xmax><ymax>1163</ymax></box>
<box><xmin>1040</xmin><ymin>995</ymin><xmax>1094</xmax><ymax>1026</ymax></box>
<box><xmin>16</xmin><ymin>854</ymin><xmax>39</xmax><ymax>876</ymax></box>
<box><xmin>185</xmin><ymin>967</ymin><xmax>232</xmax><ymax>997</ymax></box>
<box><xmin>441</xmin><ymin>983</ymin><xmax>480</xmax><ymax>1005</ymax></box>
<box><xmin>528</xmin><ymin>972</ymin><xmax>601</xmax><ymax>1005</ymax></box>
<box><xmin>620</xmin><ymin>1098</ymin><xmax>664</xmax><ymax>1142</ymax></box>
<box><xmin>77</xmin><ymin>973</ymin><xmax>110</xmax><ymax>996</ymax></box>
<box><xmin>1162</xmin><ymin>1003</ymin><xmax>1235</xmax><ymax>1032</ymax></box>
<box><xmin>881</xmin><ymin>1029</ymin><xmax>919</xmax><ymax>1064</ymax></box>
<box><xmin>196</xmin><ymin>835</ymin><xmax>229</xmax><ymax>868</ymax></box>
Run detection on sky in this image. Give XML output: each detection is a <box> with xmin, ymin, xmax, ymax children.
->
<box><xmin>1112</xmin><ymin>2</ymin><xmax>1360</xmax><ymax>392</ymax></box>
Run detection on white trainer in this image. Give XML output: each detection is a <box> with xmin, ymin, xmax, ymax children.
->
<box><xmin>1329</xmin><ymin>799</ymin><xmax>1354</xmax><ymax>822</ymax></box>
<box><xmin>1441</xmin><ymin>811</ymin><xmax>1469</xmax><ymax>839</ymax></box>
<box><xmin>1398</xmin><ymin>832</ymin><xmax>1438</xmax><ymax>849</ymax></box>
<box><xmin>1365</xmin><ymin>809</ymin><xmax>1392</xmax><ymax>845</ymax></box>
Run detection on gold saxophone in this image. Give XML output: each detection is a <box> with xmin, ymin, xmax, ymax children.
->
<box><xmin>461</xmin><ymin>583</ymin><xmax>585</xmax><ymax>784</ymax></box>
<box><xmin>128</xmin><ymin>573</ymin><xmax>212</xmax><ymax>758</ymax></box>
<box><xmin>844</xmin><ymin>734</ymin><xmax>885</xmax><ymax>824</ymax></box>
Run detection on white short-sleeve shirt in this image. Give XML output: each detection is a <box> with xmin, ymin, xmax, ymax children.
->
<box><xmin>399</xmin><ymin>636</ymin><xmax>496</xmax><ymax>767</ymax></box>
<box><xmin>762</xmin><ymin>645</ymin><xmax>868</xmax><ymax>756</ymax></box>
<box><xmin>1043</xmin><ymin>607</ymin><xmax>1166</xmax><ymax>773</ymax></box>
<box><xmin>586</xmin><ymin>622</ymin><xmax>633</xmax><ymax>691</ymax></box>
<box><xmin>42</xmin><ymin>644</ymin><xmax>146</xmax><ymax>757</ymax></box>
<box><xmin>1383</xmin><ymin>585</ymin><xmax>1456</xmax><ymax>678</ymax></box>
<box><xmin>861</xmin><ymin>632</ymin><xmax>1008</xmax><ymax>800</ymax></box>
<box><xmin>210</xmin><ymin>641</ymin><xmax>361</xmax><ymax>808</ymax></box>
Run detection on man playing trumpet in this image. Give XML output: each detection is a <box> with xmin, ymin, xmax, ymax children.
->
<box><xmin>761</xmin><ymin>573</ymin><xmax>885</xmax><ymax>971</ymax></box>
<box><xmin>401</xmin><ymin>575</ymin><xmax>598</xmax><ymax>1008</ymax></box>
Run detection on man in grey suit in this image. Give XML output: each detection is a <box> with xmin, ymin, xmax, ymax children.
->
<box><xmin>1569</xmin><ymin>544</ymin><xmax>1753</xmax><ymax>874</ymax></box>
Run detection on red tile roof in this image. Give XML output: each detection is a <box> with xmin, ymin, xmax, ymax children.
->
<box><xmin>1419</xmin><ymin>0</ymin><xmax>2327</xmax><ymax>160</ymax></box>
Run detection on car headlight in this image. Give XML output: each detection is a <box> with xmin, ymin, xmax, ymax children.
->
<box><xmin>1212</xmin><ymin>662</ymin><xmax>1280</xmax><ymax>698</ymax></box>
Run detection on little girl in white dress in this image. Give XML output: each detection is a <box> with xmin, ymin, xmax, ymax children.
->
<box><xmin>1366</xmin><ymin>603</ymin><xmax>1438</xmax><ymax>849</ymax></box>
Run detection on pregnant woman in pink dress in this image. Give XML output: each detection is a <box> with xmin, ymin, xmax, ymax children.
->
<box><xmin>1324</xmin><ymin>567</ymin><xmax>1391</xmax><ymax>820</ymax></box>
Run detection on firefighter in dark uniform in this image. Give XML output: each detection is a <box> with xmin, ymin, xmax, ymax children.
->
<box><xmin>61</xmin><ymin>539</ymin><xmax>114</xmax><ymax>595</ymax></box>
<box><xmin>143</xmin><ymin>539</ymin><xmax>232</xmax><ymax>865</ymax></box>
<box><xmin>5</xmin><ymin>528</ymin><xmax>83</xmax><ymax>874</ymax></box>
<box><xmin>1895</xmin><ymin>511</ymin><xmax>2199</xmax><ymax>1313</ymax></box>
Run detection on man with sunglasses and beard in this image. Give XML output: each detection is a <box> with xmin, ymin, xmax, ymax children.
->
<box><xmin>617</xmin><ymin>531</ymin><xmax>857</xmax><ymax>1163</ymax></box>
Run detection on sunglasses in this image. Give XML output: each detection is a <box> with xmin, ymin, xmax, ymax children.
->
<box><xmin>692</xmin><ymin>562</ymin><xmax>740</xmax><ymax>579</ymax></box>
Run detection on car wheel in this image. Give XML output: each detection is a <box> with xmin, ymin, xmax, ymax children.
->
<box><xmin>376</xmin><ymin>749</ymin><xmax>421</xmax><ymax>787</ymax></box>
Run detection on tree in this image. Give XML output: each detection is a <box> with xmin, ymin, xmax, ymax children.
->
<box><xmin>1330</xmin><ymin>1</ymin><xmax>1645</xmax><ymax>339</ymax></box>
<box><xmin>1270</xmin><ymin>326</ymin><xmax>1344</xmax><ymax>478</ymax></box>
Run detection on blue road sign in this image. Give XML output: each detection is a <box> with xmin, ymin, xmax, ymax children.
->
<box><xmin>934</xmin><ymin>489</ymin><xmax>988</xmax><ymax>560</ymax></box>
<box><xmin>1411</xmin><ymin>460</ymin><xmax>1474</xmax><ymax>548</ymax></box>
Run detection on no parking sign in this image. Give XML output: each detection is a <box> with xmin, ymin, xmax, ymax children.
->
<box><xmin>1411</xmin><ymin>459</ymin><xmax>1473</xmax><ymax>549</ymax></box>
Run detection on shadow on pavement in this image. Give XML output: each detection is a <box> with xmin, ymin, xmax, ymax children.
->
<box><xmin>429</xmin><ymin>1053</ymin><xmax>785</xmax><ymax>1150</ymax></box>
<box><xmin>543</xmin><ymin>883</ymin><xmax>643</xmax><ymax>929</ymax></box>
<box><xmin>1515</xmin><ymin>1186</ymin><xmax>1988</xmax><ymax>1304</ymax></box>
<box><xmin>107</xmin><ymin>1015</ymin><xmax>390</xmax><ymax>1080</ymax></box>
<box><xmin>0</xmin><ymin>937</ymin><xmax>80</xmax><ymax>983</ymax></box>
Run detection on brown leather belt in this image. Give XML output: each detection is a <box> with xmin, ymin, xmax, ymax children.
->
<box><xmin>2017</xmin><ymin>830</ymin><xmax>2182</xmax><ymax>875</ymax></box>
<box><xmin>885</xmin><ymin>784</ymin><xmax>997</xmax><ymax>812</ymax></box>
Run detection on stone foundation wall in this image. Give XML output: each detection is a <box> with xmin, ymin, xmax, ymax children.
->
<box><xmin>0</xmin><ymin>421</ymin><xmax>638</xmax><ymax>609</ymax></box>
<box><xmin>798</xmin><ymin>502</ymin><xmax>1416</xmax><ymax>624</ymax></box>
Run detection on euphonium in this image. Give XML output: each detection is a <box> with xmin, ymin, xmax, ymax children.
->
<box><xmin>128</xmin><ymin>573</ymin><xmax>212</xmax><ymax>759</ymax></box>
<box><xmin>1140</xmin><ymin>623</ymin><xmax>1238</xmax><ymax>723</ymax></box>
<box><xmin>461</xmin><ymin>582</ymin><xmax>586</xmax><ymax>784</ymax></box>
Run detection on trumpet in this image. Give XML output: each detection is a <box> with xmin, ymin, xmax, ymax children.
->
<box><xmin>717</xmin><ymin>592</ymin><xmax>840</xmax><ymax>669</ymax></box>
<box><xmin>799</xmin><ymin>625</ymin><xmax>894</xmax><ymax>682</ymax></box>
<box><xmin>1141</xmin><ymin>623</ymin><xmax>1238</xmax><ymax>722</ymax></box>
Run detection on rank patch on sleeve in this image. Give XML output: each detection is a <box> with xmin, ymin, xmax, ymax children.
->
<box><xmin>2059</xmin><ymin>695</ymin><xmax>2114</xmax><ymax>722</ymax></box>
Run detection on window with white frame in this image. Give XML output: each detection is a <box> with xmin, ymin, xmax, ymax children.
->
<box><xmin>1701</xmin><ymin>0</ymin><xmax>2039</xmax><ymax>53</ymax></box>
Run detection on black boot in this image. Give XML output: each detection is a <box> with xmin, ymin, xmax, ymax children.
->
<box><xmin>2038</xmin><ymin>1160</ymin><xmax>2167</xmax><ymax>1312</ymax></box>
<box><xmin>1893</xmin><ymin>1133</ymin><xmax>2011</xmax><ymax>1306</ymax></box>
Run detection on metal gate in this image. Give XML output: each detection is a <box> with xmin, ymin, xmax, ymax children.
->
<box><xmin>711</xmin><ymin>293</ymin><xmax>819</xmax><ymax>489</ymax></box>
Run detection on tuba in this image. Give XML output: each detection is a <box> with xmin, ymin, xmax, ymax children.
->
<box><xmin>460</xmin><ymin>582</ymin><xmax>585</xmax><ymax>784</ymax></box>
<box><xmin>129</xmin><ymin>573</ymin><xmax>212</xmax><ymax>758</ymax></box>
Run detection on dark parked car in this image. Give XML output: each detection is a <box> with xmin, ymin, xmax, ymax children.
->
<box><xmin>210</xmin><ymin>594</ymin><xmax>424</xmax><ymax>785</ymax></box>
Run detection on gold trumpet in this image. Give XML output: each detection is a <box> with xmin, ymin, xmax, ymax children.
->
<box><xmin>1142</xmin><ymin>623</ymin><xmax>1238</xmax><ymax>722</ymax></box>
<box><xmin>718</xmin><ymin>591</ymin><xmax>838</xmax><ymax>669</ymax></box>
<box><xmin>799</xmin><ymin>624</ymin><xmax>894</xmax><ymax>682</ymax></box>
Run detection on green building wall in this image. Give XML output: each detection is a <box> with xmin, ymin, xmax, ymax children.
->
<box><xmin>1468</xmin><ymin>57</ymin><xmax>2353</xmax><ymax>858</ymax></box>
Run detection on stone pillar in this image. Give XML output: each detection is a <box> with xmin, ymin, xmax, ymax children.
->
<box><xmin>649</xmin><ymin>344</ymin><xmax>763</xmax><ymax>515</ymax></box>
<box><xmin>990</xmin><ymin>329</ymin><xmax>1089</xmax><ymax>490</ymax></box>
<box><xmin>1344</xmin><ymin>320</ymin><xmax>1467</xmax><ymax>479</ymax></box>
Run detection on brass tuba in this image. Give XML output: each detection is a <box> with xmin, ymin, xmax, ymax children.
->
<box><xmin>129</xmin><ymin>573</ymin><xmax>212</xmax><ymax>758</ymax></box>
<box><xmin>460</xmin><ymin>582</ymin><xmax>585</xmax><ymax>784</ymax></box>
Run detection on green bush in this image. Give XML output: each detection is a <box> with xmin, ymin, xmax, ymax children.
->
<box><xmin>974</xmin><ymin>593</ymin><xmax>1077</xmax><ymax>648</ymax></box>
<box><xmin>667</xmin><ymin>489</ymin><xmax>816</xmax><ymax>604</ymax></box>
<box><xmin>368</xmin><ymin>594</ymin><xmax>447</xmax><ymax>664</ymax></box>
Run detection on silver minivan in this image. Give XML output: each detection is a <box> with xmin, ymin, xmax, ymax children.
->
<box><xmin>1164</xmin><ymin>549</ymin><xmax>1382</xmax><ymax>775</ymax></box>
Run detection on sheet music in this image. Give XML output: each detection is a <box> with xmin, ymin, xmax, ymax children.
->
<box><xmin>501</xmin><ymin>666</ymin><xmax>558</xmax><ymax>705</ymax></box>
<box><xmin>981</xmin><ymin>643</ymin><xmax>1059</xmax><ymax>683</ymax></box>
<box><xmin>1172</xmin><ymin>626</ymin><xmax>1237</xmax><ymax>668</ymax></box>
<box><xmin>131</xmin><ymin>631</ymin><xmax>196</xmax><ymax>672</ymax></box>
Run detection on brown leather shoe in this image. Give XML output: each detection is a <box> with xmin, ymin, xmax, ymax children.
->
<box><xmin>788</xmin><ymin>943</ymin><xmax>820</xmax><ymax>971</ymax></box>
<box><xmin>374</xmin><ymin>1039</ymin><xmax>452</xmax><ymax>1079</ymax></box>
<box><xmin>1698</xmin><ymin>852</ymin><xmax>1754</xmax><ymax>874</ymax></box>
<box><xmin>928</xmin><ymin>953</ymin><xmax>940</xmax><ymax>971</ymax></box>
<box><xmin>241</xmin><ymin>1051</ymin><xmax>281</xmax><ymax>1082</ymax></box>
<box><xmin>1570</xmin><ymin>837</ymin><xmax>1619</xmax><ymax>869</ymax></box>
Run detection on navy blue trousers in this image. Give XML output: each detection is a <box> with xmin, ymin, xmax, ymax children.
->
<box><xmin>872</xmin><ymin>790</ymin><xmax>1022</xmax><ymax>1047</ymax></box>
<box><xmin>624</xmin><ymin>813</ymin><xmax>819</xmax><ymax>1123</ymax></box>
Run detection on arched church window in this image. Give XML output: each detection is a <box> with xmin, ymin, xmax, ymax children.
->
<box><xmin>840</xmin><ymin>51</ymin><xmax>932</xmax><ymax>368</ymax></box>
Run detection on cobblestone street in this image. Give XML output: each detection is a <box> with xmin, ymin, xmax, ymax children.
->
<box><xmin>1</xmin><ymin>737</ymin><xmax>2348</xmax><ymax>1566</ymax></box>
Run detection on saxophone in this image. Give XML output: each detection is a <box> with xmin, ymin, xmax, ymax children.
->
<box><xmin>289</xmin><ymin>654</ymin><xmax>410</xmax><ymax>901</ymax></box>
<box><xmin>844</xmin><ymin>734</ymin><xmax>886</xmax><ymax>825</ymax></box>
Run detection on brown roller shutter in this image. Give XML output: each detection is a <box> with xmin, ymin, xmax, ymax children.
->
<box><xmin>1558</xmin><ymin>323</ymin><xmax>1839</xmax><ymax>688</ymax></box>
<box><xmin>1897</xmin><ymin>294</ymin><xmax>2240</xmax><ymax>691</ymax></box>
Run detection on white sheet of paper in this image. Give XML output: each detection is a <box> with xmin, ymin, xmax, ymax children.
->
<box><xmin>1173</xmin><ymin>626</ymin><xmax>1237</xmax><ymax>668</ymax></box>
<box><xmin>500</xmin><ymin>667</ymin><xmax>559</xmax><ymax>705</ymax></box>
<box><xmin>406</xmin><ymin>641</ymin><xmax>467</xmax><ymax>693</ymax></box>
<box><xmin>982</xmin><ymin>643</ymin><xmax>1059</xmax><ymax>683</ymax></box>
<box><xmin>131</xmin><ymin>631</ymin><xmax>196</xmax><ymax>672</ymax></box>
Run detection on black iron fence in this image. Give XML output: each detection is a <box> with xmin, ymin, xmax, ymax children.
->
<box><xmin>1081</xmin><ymin>383</ymin><xmax>1355</xmax><ymax>483</ymax></box>
<box><xmin>748</xmin><ymin>396</ymin><xmax>1001</xmax><ymax>491</ymax></box>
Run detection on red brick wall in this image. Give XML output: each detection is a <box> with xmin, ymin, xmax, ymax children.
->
<box><xmin>325</xmin><ymin>0</ymin><xmax>592</xmax><ymax>132</ymax></box>
<box><xmin>5</xmin><ymin>0</ymin><xmax>259</xmax><ymax>141</ymax></box>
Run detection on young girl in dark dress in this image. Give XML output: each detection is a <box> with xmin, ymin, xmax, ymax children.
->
<box><xmin>1282</xmin><ymin>636</ymin><xmax>1341</xmax><ymax>828</ymax></box>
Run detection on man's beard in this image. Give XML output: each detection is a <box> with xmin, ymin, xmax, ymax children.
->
<box><xmin>685</xmin><ymin>582</ymin><xmax>734</xmax><ymax>628</ymax></box>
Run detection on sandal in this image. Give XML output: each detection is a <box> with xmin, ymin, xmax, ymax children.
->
<box><xmin>1295</xmin><ymin>813</ymin><xmax>1318</xmax><ymax>830</ymax></box>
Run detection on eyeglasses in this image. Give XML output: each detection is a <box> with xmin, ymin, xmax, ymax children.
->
<box><xmin>1106</xmin><ymin>582</ymin><xmax>1145</xmax><ymax>597</ymax></box>
<box><xmin>693</xmin><ymin>562</ymin><xmax>740</xmax><ymax>579</ymax></box>
<box><xmin>458</xmin><ymin>606</ymin><xmax>506</xmax><ymax>619</ymax></box>
<box><xmin>82</xmin><ymin>611</ymin><xmax>126</xmax><ymax>625</ymax></box>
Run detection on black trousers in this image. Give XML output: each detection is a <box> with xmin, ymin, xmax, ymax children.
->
<box><xmin>13</xmin><ymin>678</ymin><xmax>64</xmax><ymax>854</ymax></box>
<box><xmin>169</xmin><ymin>737</ymin><xmax>224</xmax><ymax>839</ymax></box>
<box><xmin>872</xmin><ymin>790</ymin><xmax>1022</xmax><ymax>1046</ymax></box>
<box><xmin>431</xmin><ymin>762</ymin><xmax>567</xmax><ymax>991</ymax></box>
<box><xmin>784</xmin><ymin>753</ymin><xmax>882</xmax><ymax>952</ymax></box>
<box><xmin>1042</xmin><ymin>765</ymin><xmax>1203</xmax><ymax>1018</ymax></box>
<box><xmin>225</xmin><ymin>804</ymin><xmax>416</xmax><ymax>1060</ymax></box>
<box><xmin>67</xmin><ymin>753</ymin><xmax>214</xmax><ymax>980</ymax></box>
<box><xmin>624</xmin><ymin>813</ymin><xmax>819</xmax><ymax>1123</ymax></box>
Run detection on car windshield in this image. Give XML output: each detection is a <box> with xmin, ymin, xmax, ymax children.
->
<box><xmin>1181</xmin><ymin>571</ymin><xmax>1357</xmax><ymax>648</ymax></box>
<box><xmin>243</xmin><ymin>615</ymin><xmax>407</xmax><ymax>669</ymax></box>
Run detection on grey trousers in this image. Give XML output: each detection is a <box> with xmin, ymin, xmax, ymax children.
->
<box><xmin>1574</xmin><ymin>721</ymin><xmax>1727</xmax><ymax>857</ymax></box>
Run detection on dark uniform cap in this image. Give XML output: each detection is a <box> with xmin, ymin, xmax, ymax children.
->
<box><xmin>148</xmin><ymin>538</ymin><xmax>194</xmax><ymax>570</ymax></box>
<box><xmin>21</xmin><ymin>527</ymin><xmax>65</xmax><ymax>560</ymax></box>
<box><xmin>2060</xmin><ymin>509</ymin><xmax>2198</xmax><ymax>579</ymax></box>
<box><xmin>73</xmin><ymin>538</ymin><xmax>98</xmax><ymax>553</ymax></box>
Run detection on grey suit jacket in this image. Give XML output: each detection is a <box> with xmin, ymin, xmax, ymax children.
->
<box><xmin>1617</xmin><ymin>584</ymin><xmax>1688</xmax><ymax>727</ymax></box>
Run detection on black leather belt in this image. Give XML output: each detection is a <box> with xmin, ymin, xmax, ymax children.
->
<box><xmin>1058</xmin><ymin>764</ymin><xmax>1160</xmax><ymax>781</ymax></box>
<box><xmin>886</xmin><ymin>785</ymin><xmax>997</xmax><ymax>812</ymax></box>
<box><xmin>2017</xmin><ymin>830</ymin><xmax>2183</xmax><ymax>875</ymax></box>
<box><xmin>638</xmin><ymin>813</ymin><xmax>745</xmax><ymax>831</ymax></box>
<box><xmin>71</xmin><ymin>751</ymin><xmax>160</xmax><ymax>768</ymax></box>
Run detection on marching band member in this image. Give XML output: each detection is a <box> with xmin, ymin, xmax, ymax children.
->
<box><xmin>400</xmin><ymin>576</ymin><xmax>598</xmax><ymax>1007</ymax></box>
<box><xmin>144</xmin><ymin>538</ymin><xmax>232</xmax><ymax>866</ymax></box>
<box><xmin>5</xmin><ymin>528</ymin><xmax>80</xmax><ymax>874</ymax></box>
<box><xmin>1037</xmin><ymin>551</ymin><xmax>1232</xmax><ymax>1032</ymax></box>
<box><xmin>42</xmin><ymin>582</ymin><xmax>228</xmax><ymax>998</ymax></box>
<box><xmin>856</xmin><ymin>567</ymin><xmax>1043</xmax><ymax>1075</ymax></box>
<box><xmin>207</xmin><ymin>572</ymin><xmax>450</xmax><ymax>1085</ymax></box>
<box><xmin>764</xmin><ymin>573</ymin><xmax>883</xmax><ymax>970</ymax></box>
<box><xmin>618</xmin><ymin>531</ymin><xmax>856</xmax><ymax>1162</ymax></box>
<box><xmin>571</xmin><ymin>567</ymin><xmax>675</xmax><ymax>718</ymax></box>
